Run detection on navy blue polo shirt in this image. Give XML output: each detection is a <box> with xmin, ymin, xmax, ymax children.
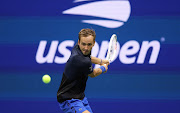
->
<box><xmin>57</xmin><ymin>44</ymin><xmax>93</xmax><ymax>103</ymax></box>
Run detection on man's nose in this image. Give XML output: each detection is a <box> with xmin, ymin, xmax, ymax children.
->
<box><xmin>84</xmin><ymin>45</ymin><xmax>88</xmax><ymax>50</ymax></box>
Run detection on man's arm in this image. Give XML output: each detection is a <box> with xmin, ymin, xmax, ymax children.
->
<box><xmin>91</xmin><ymin>56</ymin><xmax>109</xmax><ymax>65</ymax></box>
<box><xmin>88</xmin><ymin>64</ymin><xmax>108</xmax><ymax>78</ymax></box>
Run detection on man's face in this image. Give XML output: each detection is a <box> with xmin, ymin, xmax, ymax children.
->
<box><xmin>78</xmin><ymin>35</ymin><xmax>95</xmax><ymax>55</ymax></box>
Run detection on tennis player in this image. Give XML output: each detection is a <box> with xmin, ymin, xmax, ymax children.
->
<box><xmin>57</xmin><ymin>28</ymin><xmax>109</xmax><ymax>113</ymax></box>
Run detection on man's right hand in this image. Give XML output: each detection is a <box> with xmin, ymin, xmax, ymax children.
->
<box><xmin>102</xmin><ymin>64</ymin><xmax>108</xmax><ymax>73</ymax></box>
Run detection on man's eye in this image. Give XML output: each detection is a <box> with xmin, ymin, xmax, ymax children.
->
<box><xmin>82</xmin><ymin>43</ymin><xmax>86</xmax><ymax>46</ymax></box>
<box><xmin>88</xmin><ymin>43</ymin><xmax>92</xmax><ymax>46</ymax></box>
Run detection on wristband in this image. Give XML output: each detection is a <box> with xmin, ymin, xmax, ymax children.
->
<box><xmin>99</xmin><ymin>66</ymin><xmax>106</xmax><ymax>73</ymax></box>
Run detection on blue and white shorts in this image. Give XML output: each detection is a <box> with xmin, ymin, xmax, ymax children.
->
<box><xmin>59</xmin><ymin>97</ymin><xmax>93</xmax><ymax>113</ymax></box>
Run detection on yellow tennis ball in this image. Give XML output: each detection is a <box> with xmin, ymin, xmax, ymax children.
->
<box><xmin>42</xmin><ymin>74</ymin><xmax>51</xmax><ymax>84</ymax></box>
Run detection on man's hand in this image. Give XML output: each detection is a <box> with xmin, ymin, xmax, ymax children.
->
<box><xmin>101</xmin><ymin>59</ymin><xmax>110</xmax><ymax>66</ymax></box>
<box><xmin>91</xmin><ymin>56</ymin><xmax>110</xmax><ymax>66</ymax></box>
<box><xmin>102</xmin><ymin>64</ymin><xmax>108</xmax><ymax>73</ymax></box>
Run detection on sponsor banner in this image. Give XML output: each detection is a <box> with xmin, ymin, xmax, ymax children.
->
<box><xmin>0</xmin><ymin>16</ymin><xmax>180</xmax><ymax>72</ymax></box>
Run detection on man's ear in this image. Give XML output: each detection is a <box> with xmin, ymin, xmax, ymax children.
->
<box><xmin>78</xmin><ymin>40</ymin><xmax>80</xmax><ymax>45</ymax></box>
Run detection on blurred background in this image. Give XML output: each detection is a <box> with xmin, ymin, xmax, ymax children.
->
<box><xmin>0</xmin><ymin>0</ymin><xmax>180</xmax><ymax>113</ymax></box>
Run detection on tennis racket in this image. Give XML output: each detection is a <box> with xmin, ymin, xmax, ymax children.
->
<box><xmin>106</xmin><ymin>34</ymin><xmax>117</xmax><ymax>62</ymax></box>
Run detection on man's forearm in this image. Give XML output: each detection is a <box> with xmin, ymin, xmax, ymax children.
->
<box><xmin>89</xmin><ymin>68</ymin><xmax>103</xmax><ymax>78</ymax></box>
<box><xmin>91</xmin><ymin>56</ymin><xmax>101</xmax><ymax>64</ymax></box>
<box><xmin>88</xmin><ymin>65</ymin><xmax>108</xmax><ymax>78</ymax></box>
<box><xmin>88</xmin><ymin>67</ymin><xmax>107</xmax><ymax>77</ymax></box>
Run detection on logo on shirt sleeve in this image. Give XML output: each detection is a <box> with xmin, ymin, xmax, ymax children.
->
<box><xmin>89</xmin><ymin>65</ymin><xmax>93</xmax><ymax>72</ymax></box>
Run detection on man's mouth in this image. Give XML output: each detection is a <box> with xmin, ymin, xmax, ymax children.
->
<box><xmin>83</xmin><ymin>50</ymin><xmax>89</xmax><ymax>53</ymax></box>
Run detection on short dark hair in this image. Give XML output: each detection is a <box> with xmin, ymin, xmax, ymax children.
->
<box><xmin>78</xmin><ymin>28</ymin><xmax>96</xmax><ymax>41</ymax></box>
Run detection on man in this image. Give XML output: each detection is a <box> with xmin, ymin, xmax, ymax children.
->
<box><xmin>57</xmin><ymin>28</ymin><xmax>109</xmax><ymax>113</ymax></box>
